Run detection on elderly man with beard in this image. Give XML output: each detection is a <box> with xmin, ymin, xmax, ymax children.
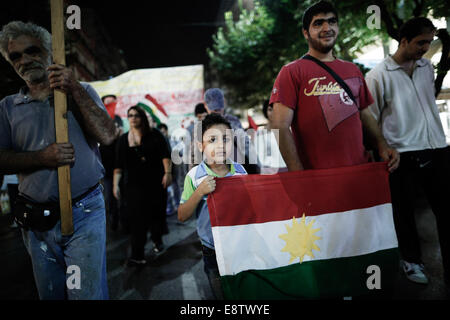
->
<box><xmin>0</xmin><ymin>21</ymin><xmax>116</xmax><ymax>299</ymax></box>
<box><xmin>269</xmin><ymin>1</ymin><xmax>399</xmax><ymax>172</ymax></box>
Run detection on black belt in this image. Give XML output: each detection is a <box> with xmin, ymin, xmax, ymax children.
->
<box><xmin>72</xmin><ymin>182</ymin><xmax>100</xmax><ymax>204</ymax></box>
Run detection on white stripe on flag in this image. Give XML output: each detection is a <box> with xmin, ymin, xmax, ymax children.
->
<box><xmin>212</xmin><ymin>203</ymin><xmax>397</xmax><ymax>276</ymax></box>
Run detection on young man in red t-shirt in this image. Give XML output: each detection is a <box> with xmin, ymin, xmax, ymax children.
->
<box><xmin>269</xmin><ymin>1</ymin><xmax>399</xmax><ymax>171</ymax></box>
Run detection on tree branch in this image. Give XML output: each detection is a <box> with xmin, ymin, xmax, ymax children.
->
<box><xmin>375</xmin><ymin>0</ymin><xmax>401</xmax><ymax>41</ymax></box>
<box><xmin>412</xmin><ymin>0</ymin><xmax>425</xmax><ymax>17</ymax></box>
<box><xmin>391</xmin><ymin>12</ymin><xmax>404</xmax><ymax>30</ymax></box>
<box><xmin>435</xmin><ymin>29</ymin><xmax>450</xmax><ymax>97</ymax></box>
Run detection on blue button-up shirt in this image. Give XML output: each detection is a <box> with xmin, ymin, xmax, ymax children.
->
<box><xmin>0</xmin><ymin>82</ymin><xmax>106</xmax><ymax>203</ymax></box>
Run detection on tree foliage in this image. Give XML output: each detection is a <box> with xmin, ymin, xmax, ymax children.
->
<box><xmin>208</xmin><ymin>0</ymin><xmax>450</xmax><ymax>108</ymax></box>
<box><xmin>207</xmin><ymin>3</ymin><xmax>278</xmax><ymax>108</ymax></box>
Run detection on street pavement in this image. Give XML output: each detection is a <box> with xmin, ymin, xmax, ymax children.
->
<box><xmin>0</xmin><ymin>192</ymin><xmax>448</xmax><ymax>300</ymax></box>
<box><xmin>106</xmin><ymin>213</ymin><xmax>214</xmax><ymax>300</ymax></box>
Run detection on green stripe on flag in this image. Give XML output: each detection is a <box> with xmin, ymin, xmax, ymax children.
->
<box><xmin>137</xmin><ymin>102</ymin><xmax>161</xmax><ymax>125</ymax></box>
<box><xmin>220</xmin><ymin>248</ymin><xmax>399</xmax><ymax>300</ymax></box>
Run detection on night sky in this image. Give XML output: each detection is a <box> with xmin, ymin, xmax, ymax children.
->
<box><xmin>85</xmin><ymin>0</ymin><xmax>227</xmax><ymax>70</ymax></box>
<box><xmin>0</xmin><ymin>0</ymin><xmax>230</xmax><ymax>70</ymax></box>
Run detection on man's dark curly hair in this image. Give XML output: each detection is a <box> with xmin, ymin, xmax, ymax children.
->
<box><xmin>302</xmin><ymin>1</ymin><xmax>338</xmax><ymax>31</ymax></box>
<box><xmin>398</xmin><ymin>17</ymin><xmax>436</xmax><ymax>42</ymax></box>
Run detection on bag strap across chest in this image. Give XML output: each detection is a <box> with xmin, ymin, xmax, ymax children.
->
<box><xmin>302</xmin><ymin>54</ymin><xmax>358</xmax><ymax>106</ymax></box>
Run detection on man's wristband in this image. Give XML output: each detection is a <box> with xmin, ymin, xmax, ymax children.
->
<box><xmin>165</xmin><ymin>172</ymin><xmax>172</xmax><ymax>174</ymax></box>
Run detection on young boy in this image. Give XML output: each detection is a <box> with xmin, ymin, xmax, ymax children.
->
<box><xmin>178</xmin><ymin>113</ymin><xmax>247</xmax><ymax>299</ymax></box>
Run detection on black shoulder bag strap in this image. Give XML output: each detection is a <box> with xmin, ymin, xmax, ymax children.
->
<box><xmin>302</xmin><ymin>54</ymin><xmax>358</xmax><ymax>106</ymax></box>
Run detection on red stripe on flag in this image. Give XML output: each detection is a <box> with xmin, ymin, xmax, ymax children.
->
<box><xmin>145</xmin><ymin>94</ymin><xmax>169</xmax><ymax>117</ymax></box>
<box><xmin>207</xmin><ymin>162</ymin><xmax>391</xmax><ymax>227</ymax></box>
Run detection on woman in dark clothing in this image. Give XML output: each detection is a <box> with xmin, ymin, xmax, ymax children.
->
<box><xmin>113</xmin><ymin>106</ymin><xmax>172</xmax><ymax>266</ymax></box>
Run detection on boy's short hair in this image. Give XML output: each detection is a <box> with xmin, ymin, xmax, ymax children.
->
<box><xmin>398</xmin><ymin>17</ymin><xmax>436</xmax><ymax>42</ymax></box>
<box><xmin>194</xmin><ymin>103</ymin><xmax>207</xmax><ymax>115</ymax></box>
<box><xmin>201</xmin><ymin>113</ymin><xmax>231</xmax><ymax>138</ymax></box>
<box><xmin>302</xmin><ymin>1</ymin><xmax>338</xmax><ymax>31</ymax></box>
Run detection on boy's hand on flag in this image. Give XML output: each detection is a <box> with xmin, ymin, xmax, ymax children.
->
<box><xmin>197</xmin><ymin>176</ymin><xmax>216</xmax><ymax>196</ymax></box>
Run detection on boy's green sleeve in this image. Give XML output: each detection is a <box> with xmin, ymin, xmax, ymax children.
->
<box><xmin>180</xmin><ymin>175</ymin><xmax>195</xmax><ymax>204</ymax></box>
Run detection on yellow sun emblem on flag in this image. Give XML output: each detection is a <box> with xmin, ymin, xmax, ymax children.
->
<box><xmin>279</xmin><ymin>214</ymin><xmax>321</xmax><ymax>263</ymax></box>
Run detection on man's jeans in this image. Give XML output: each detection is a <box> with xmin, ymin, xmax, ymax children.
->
<box><xmin>21</xmin><ymin>185</ymin><xmax>109</xmax><ymax>300</ymax></box>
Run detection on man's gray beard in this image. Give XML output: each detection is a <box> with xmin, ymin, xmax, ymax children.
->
<box><xmin>19</xmin><ymin>55</ymin><xmax>51</xmax><ymax>84</ymax></box>
<box><xmin>23</xmin><ymin>69</ymin><xmax>47</xmax><ymax>84</ymax></box>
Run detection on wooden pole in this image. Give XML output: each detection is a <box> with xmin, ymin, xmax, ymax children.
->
<box><xmin>50</xmin><ymin>0</ymin><xmax>73</xmax><ymax>235</ymax></box>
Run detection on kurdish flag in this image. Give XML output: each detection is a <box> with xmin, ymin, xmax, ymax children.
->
<box><xmin>137</xmin><ymin>94</ymin><xmax>168</xmax><ymax>126</ymax></box>
<box><xmin>207</xmin><ymin>162</ymin><xmax>399</xmax><ymax>299</ymax></box>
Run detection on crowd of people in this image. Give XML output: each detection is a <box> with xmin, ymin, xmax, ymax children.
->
<box><xmin>0</xmin><ymin>0</ymin><xmax>449</xmax><ymax>300</ymax></box>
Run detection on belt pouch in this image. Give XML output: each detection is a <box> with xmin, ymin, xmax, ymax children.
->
<box><xmin>14</xmin><ymin>195</ymin><xmax>61</xmax><ymax>232</ymax></box>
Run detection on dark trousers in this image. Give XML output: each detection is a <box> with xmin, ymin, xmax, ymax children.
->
<box><xmin>102</xmin><ymin>177</ymin><xmax>119</xmax><ymax>230</ymax></box>
<box><xmin>389</xmin><ymin>147</ymin><xmax>450</xmax><ymax>280</ymax></box>
<box><xmin>7</xmin><ymin>184</ymin><xmax>19</xmax><ymax>215</ymax></box>
<box><xmin>126</xmin><ymin>185</ymin><xmax>167</xmax><ymax>260</ymax></box>
<box><xmin>202</xmin><ymin>245</ymin><xmax>223</xmax><ymax>300</ymax></box>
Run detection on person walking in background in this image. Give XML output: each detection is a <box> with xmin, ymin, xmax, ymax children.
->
<box><xmin>158</xmin><ymin>123</ymin><xmax>181</xmax><ymax>216</ymax></box>
<box><xmin>365</xmin><ymin>17</ymin><xmax>450</xmax><ymax>287</ymax></box>
<box><xmin>254</xmin><ymin>100</ymin><xmax>287</xmax><ymax>174</ymax></box>
<box><xmin>187</xmin><ymin>102</ymin><xmax>208</xmax><ymax>141</ymax></box>
<box><xmin>100</xmin><ymin>96</ymin><xmax>124</xmax><ymax>232</ymax></box>
<box><xmin>113</xmin><ymin>106</ymin><xmax>172</xmax><ymax>266</ymax></box>
<box><xmin>203</xmin><ymin>88</ymin><xmax>243</xmax><ymax>130</ymax></box>
<box><xmin>187</xmin><ymin>103</ymin><xmax>208</xmax><ymax>170</ymax></box>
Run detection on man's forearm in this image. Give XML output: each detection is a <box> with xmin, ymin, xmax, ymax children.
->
<box><xmin>71</xmin><ymin>82</ymin><xmax>117</xmax><ymax>145</ymax></box>
<box><xmin>112</xmin><ymin>168</ymin><xmax>122</xmax><ymax>200</ymax></box>
<box><xmin>162</xmin><ymin>158</ymin><xmax>172</xmax><ymax>173</ymax></box>
<box><xmin>277</xmin><ymin>128</ymin><xmax>304</xmax><ymax>171</ymax></box>
<box><xmin>178</xmin><ymin>189</ymin><xmax>203</xmax><ymax>222</ymax></box>
<box><xmin>0</xmin><ymin>150</ymin><xmax>43</xmax><ymax>174</ymax></box>
<box><xmin>113</xmin><ymin>169</ymin><xmax>122</xmax><ymax>189</ymax></box>
<box><xmin>360</xmin><ymin>109</ymin><xmax>400</xmax><ymax>172</ymax></box>
<box><xmin>270</xmin><ymin>102</ymin><xmax>304</xmax><ymax>172</ymax></box>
